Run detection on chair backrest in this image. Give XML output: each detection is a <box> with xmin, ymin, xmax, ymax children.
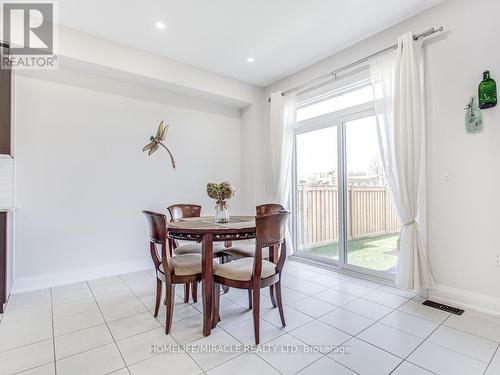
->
<box><xmin>253</xmin><ymin>210</ymin><xmax>290</xmax><ymax>279</ymax></box>
<box><xmin>256</xmin><ymin>203</ymin><xmax>284</xmax><ymax>216</ymax></box>
<box><xmin>167</xmin><ymin>204</ymin><xmax>201</xmax><ymax>221</ymax></box>
<box><xmin>143</xmin><ymin>210</ymin><xmax>167</xmax><ymax>244</ymax></box>
<box><xmin>142</xmin><ymin>210</ymin><xmax>173</xmax><ymax>276</ymax></box>
<box><xmin>256</xmin><ymin>210</ymin><xmax>289</xmax><ymax>249</ymax></box>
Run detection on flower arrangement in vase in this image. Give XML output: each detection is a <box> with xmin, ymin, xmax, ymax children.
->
<box><xmin>207</xmin><ymin>182</ymin><xmax>235</xmax><ymax>223</ymax></box>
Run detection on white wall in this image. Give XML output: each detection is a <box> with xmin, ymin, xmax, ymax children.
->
<box><xmin>239</xmin><ymin>97</ymin><xmax>273</xmax><ymax>214</ymax></box>
<box><xmin>263</xmin><ymin>0</ymin><xmax>500</xmax><ymax>313</ymax></box>
<box><xmin>12</xmin><ymin>72</ymin><xmax>243</xmax><ymax>292</ymax></box>
<box><xmin>53</xmin><ymin>25</ymin><xmax>267</xmax><ymax>216</ymax></box>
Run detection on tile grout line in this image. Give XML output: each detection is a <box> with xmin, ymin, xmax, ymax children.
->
<box><xmin>51</xmin><ymin>297</ymin><xmax>166</xmax><ymax>362</ymax></box>
<box><xmin>203</xmin><ymin>351</ymin><xmax>247</xmax><ymax>373</ymax></box>
<box><xmin>50</xmin><ymin>320</ymin><xmax>103</xmax><ymax>340</ymax></box>
<box><xmin>103</xmin><ymin>368</ymin><xmax>129</xmax><ymax>375</ymax></box>
<box><xmin>62</xmin><ymin>325</ymin><xmax>167</xmax><ymax>368</ymax></box>
<box><xmin>346</xmin><ymin>302</ymin><xmax>406</xmax><ymax>357</ymax></box>
<box><xmin>423</xmin><ymin>331</ymin><xmax>499</xmax><ymax>364</ymax></box>
<box><xmin>0</xmin><ymin>336</ymin><xmax>57</xmax><ymax>356</ymax></box>
<box><xmin>321</xmin><ymin>306</ymin><xmax>420</xmax><ymax>341</ymax></box>
<box><xmin>117</xmin><ymin>274</ymin><xmax>205</xmax><ymax>374</ymax></box>
<box><xmin>50</xmin><ymin>288</ymin><xmax>58</xmax><ymax>375</ymax></box>
<box><xmin>7</xmin><ymin>293</ymin><xmax>58</xmax><ymax>375</ymax></box>
<box><xmin>286</xmin><ymin>258</ymin><xmax>389</xmax><ymax>287</ymax></box>
<box><xmin>214</xmin><ymin>314</ymin><xmax>289</xmax><ymax>373</ymax></box>
<box><xmin>11</xmin><ymin>363</ymin><xmax>51</xmax><ymax>375</ymax></box>
<box><xmin>283</xmin><ymin>276</ymin><xmax>330</xmax><ymax>288</ymax></box>
<box><xmin>256</xmin><ymin>281</ymin><xmax>433</xmax><ymax>366</ymax></box>
<box><xmin>302</xmin><ymin>278</ymin><xmax>413</xmax><ymax>312</ymax></box>
<box><xmin>0</xmin><ymin>308</ymin><xmax>52</xmax><ymax>327</ymax></box>
<box><xmin>86</xmin><ymin>280</ymin><xmax>130</xmax><ymax>373</ymax></box>
<box><xmin>353</xmin><ymin>298</ymin><xmax>439</xmax><ymax>340</ymax></box>
<box><xmin>295</xmin><ymin>354</ymin><xmax>362</xmax><ymax>375</ymax></box>
<box><xmin>96</xmin><ymin>278</ymin><xmax>186</xmax><ymax>374</ymax></box>
<box><xmin>398</xmin><ymin>315</ymin><xmax>456</xmax><ymax>373</ymax></box>
<box><xmin>209</xmin><ymin>287</ymin><xmax>326</xmax><ymax>374</ymax></box>
<box><xmin>251</xmin><ymin>288</ymin><xmax>363</xmax><ymax>374</ymax></box>
<box><xmin>408</xmin><ymin>312</ymin><xmax>500</xmax><ymax>366</ymax></box>
<box><xmin>390</xmin><ymin>361</ymin><xmax>439</xmax><ymax>375</ymax></box>
<box><xmin>5</xmin><ymin>293</ymin><xmax>57</xmax><ymax>375</ymax></box>
<box><xmin>317</xmin><ymin>329</ymin><xmax>363</xmax><ymax>374</ymax></box>
<box><xmin>55</xmin><ymin>340</ymin><xmax>118</xmax><ymax>363</ymax></box>
<box><xmin>51</xmin><ymin>288</ymin><xmax>204</xmax><ymax>364</ymax></box>
<box><xmin>315</xmin><ymin>297</ymin><xmax>442</xmax><ymax>374</ymax></box>
<box><xmin>286</xmin><ymin>287</ymin><xmax>394</xmax><ymax>330</ymax></box>
<box><xmin>355</xmin><ymin>296</ymin><xmax>477</xmax><ymax>372</ymax></box>
<box><xmin>92</xmin><ymin>285</ymin><xmax>203</xmax><ymax>326</ymax></box>
<box><xmin>439</xmin><ymin>319</ymin><xmax>500</xmax><ymax>344</ymax></box>
<box><xmin>392</xmin><ymin>301</ymin><xmax>452</xmax><ymax>325</ymax></box>
<box><xmin>316</xmin><ymin>299</ymin><xmax>417</xmax><ymax>374</ymax></box>
<box><xmin>51</xmin><ymin>287</ymin><xmax>95</xmax><ymax>308</ymax></box>
<box><xmin>483</xmin><ymin>343</ymin><xmax>499</xmax><ymax>375</ymax></box>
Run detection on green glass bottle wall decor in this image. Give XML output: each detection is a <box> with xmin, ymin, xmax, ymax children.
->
<box><xmin>478</xmin><ymin>70</ymin><xmax>497</xmax><ymax>109</ymax></box>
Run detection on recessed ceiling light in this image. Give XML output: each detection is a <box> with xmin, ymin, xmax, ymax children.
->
<box><xmin>246</xmin><ymin>57</ymin><xmax>255</xmax><ymax>63</ymax></box>
<box><xmin>155</xmin><ymin>22</ymin><xmax>166</xmax><ymax>30</ymax></box>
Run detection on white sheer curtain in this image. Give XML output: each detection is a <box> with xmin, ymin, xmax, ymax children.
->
<box><xmin>370</xmin><ymin>32</ymin><xmax>435</xmax><ymax>293</ymax></box>
<box><xmin>269</xmin><ymin>91</ymin><xmax>297</xmax><ymax>253</ymax></box>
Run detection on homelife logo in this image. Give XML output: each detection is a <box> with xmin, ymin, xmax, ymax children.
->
<box><xmin>1</xmin><ymin>1</ymin><xmax>58</xmax><ymax>69</ymax></box>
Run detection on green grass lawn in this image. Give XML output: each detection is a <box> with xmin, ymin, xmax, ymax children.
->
<box><xmin>298</xmin><ymin>233</ymin><xmax>398</xmax><ymax>272</ymax></box>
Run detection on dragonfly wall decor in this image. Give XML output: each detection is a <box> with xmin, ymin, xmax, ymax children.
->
<box><xmin>142</xmin><ymin>121</ymin><xmax>176</xmax><ymax>169</ymax></box>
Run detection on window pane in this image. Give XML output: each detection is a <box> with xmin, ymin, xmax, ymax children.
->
<box><xmin>345</xmin><ymin>116</ymin><xmax>399</xmax><ymax>273</ymax></box>
<box><xmin>297</xmin><ymin>86</ymin><xmax>374</xmax><ymax>122</ymax></box>
<box><xmin>295</xmin><ymin>126</ymin><xmax>339</xmax><ymax>261</ymax></box>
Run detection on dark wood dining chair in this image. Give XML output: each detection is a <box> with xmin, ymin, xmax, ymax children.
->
<box><xmin>223</xmin><ymin>203</ymin><xmax>284</xmax><ymax>308</ymax></box>
<box><xmin>167</xmin><ymin>204</ymin><xmax>226</xmax><ymax>303</ymax></box>
<box><xmin>143</xmin><ymin>210</ymin><xmax>217</xmax><ymax>334</ymax></box>
<box><xmin>223</xmin><ymin>203</ymin><xmax>284</xmax><ymax>260</ymax></box>
<box><xmin>212</xmin><ymin>210</ymin><xmax>289</xmax><ymax>344</ymax></box>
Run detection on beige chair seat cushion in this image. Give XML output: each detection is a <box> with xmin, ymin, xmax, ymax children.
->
<box><xmin>159</xmin><ymin>254</ymin><xmax>217</xmax><ymax>276</ymax></box>
<box><xmin>223</xmin><ymin>244</ymin><xmax>269</xmax><ymax>259</ymax></box>
<box><xmin>213</xmin><ymin>257</ymin><xmax>276</xmax><ymax>281</ymax></box>
<box><xmin>173</xmin><ymin>242</ymin><xmax>225</xmax><ymax>255</ymax></box>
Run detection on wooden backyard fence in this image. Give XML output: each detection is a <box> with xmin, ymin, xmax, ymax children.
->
<box><xmin>296</xmin><ymin>184</ymin><xmax>400</xmax><ymax>248</ymax></box>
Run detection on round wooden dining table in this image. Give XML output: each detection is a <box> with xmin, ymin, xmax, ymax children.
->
<box><xmin>166</xmin><ymin>215</ymin><xmax>256</xmax><ymax>336</ymax></box>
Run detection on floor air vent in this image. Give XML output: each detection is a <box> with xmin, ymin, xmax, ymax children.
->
<box><xmin>423</xmin><ymin>300</ymin><xmax>464</xmax><ymax>315</ymax></box>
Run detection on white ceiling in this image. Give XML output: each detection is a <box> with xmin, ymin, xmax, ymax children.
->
<box><xmin>58</xmin><ymin>0</ymin><xmax>442</xmax><ymax>87</ymax></box>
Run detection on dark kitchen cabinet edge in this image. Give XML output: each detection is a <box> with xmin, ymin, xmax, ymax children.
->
<box><xmin>0</xmin><ymin>45</ymin><xmax>11</xmax><ymax>156</ymax></box>
<box><xmin>0</xmin><ymin>211</ymin><xmax>7</xmax><ymax>313</ymax></box>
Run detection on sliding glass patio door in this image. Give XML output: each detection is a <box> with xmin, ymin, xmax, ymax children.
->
<box><xmin>294</xmin><ymin>113</ymin><xmax>399</xmax><ymax>279</ymax></box>
<box><xmin>295</xmin><ymin>126</ymin><xmax>339</xmax><ymax>262</ymax></box>
<box><xmin>344</xmin><ymin>116</ymin><xmax>399</xmax><ymax>275</ymax></box>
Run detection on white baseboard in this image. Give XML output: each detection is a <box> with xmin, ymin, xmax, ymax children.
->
<box><xmin>428</xmin><ymin>284</ymin><xmax>500</xmax><ymax>317</ymax></box>
<box><xmin>11</xmin><ymin>259</ymin><xmax>154</xmax><ymax>294</ymax></box>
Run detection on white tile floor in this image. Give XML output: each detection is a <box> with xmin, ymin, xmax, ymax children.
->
<box><xmin>1</xmin><ymin>260</ymin><xmax>499</xmax><ymax>375</ymax></box>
